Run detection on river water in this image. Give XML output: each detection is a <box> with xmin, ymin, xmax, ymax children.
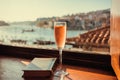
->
<box><xmin>0</xmin><ymin>24</ymin><xmax>87</xmax><ymax>48</ymax></box>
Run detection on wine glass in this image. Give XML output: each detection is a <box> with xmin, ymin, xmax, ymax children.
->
<box><xmin>54</xmin><ymin>21</ymin><xmax>68</xmax><ymax>76</ymax></box>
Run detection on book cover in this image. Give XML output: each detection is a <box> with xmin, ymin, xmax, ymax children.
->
<box><xmin>22</xmin><ymin>58</ymin><xmax>57</xmax><ymax>78</ymax></box>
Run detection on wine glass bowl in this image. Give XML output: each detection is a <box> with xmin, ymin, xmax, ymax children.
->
<box><xmin>54</xmin><ymin>22</ymin><xmax>66</xmax><ymax>49</ymax></box>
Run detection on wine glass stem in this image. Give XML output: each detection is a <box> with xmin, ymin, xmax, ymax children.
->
<box><xmin>59</xmin><ymin>48</ymin><xmax>63</xmax><ymax>70</ymax></box>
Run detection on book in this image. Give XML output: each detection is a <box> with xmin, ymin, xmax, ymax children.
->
<box><xmin>22</xmin><ymin>58</ymin><xmax>57</xmax><ymax>78</ymax></box>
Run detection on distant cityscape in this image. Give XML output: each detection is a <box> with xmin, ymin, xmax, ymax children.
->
<box><xmin>0</xmin><ymin>8</ymin><xmax>110</xmax><ymax>30</ymax></box>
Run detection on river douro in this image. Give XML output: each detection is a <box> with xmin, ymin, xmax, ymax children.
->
<box><xmin>0</xmin><ymin>24</ymin><xmax>86</xmax><ymax>48</ymax></box>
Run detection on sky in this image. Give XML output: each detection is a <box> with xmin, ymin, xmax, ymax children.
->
<box><xmin>0</xmin><ymin>0</ymin><xmax>111</xmax><ymax>22</ymax></box>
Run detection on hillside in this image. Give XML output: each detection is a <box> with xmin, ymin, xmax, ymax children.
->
<box><xmin>0</xmin><ymin>20</ymin><xmax>9</xmax><ymax>26</ymax></box>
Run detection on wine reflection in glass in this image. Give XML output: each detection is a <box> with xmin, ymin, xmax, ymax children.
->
<box><xmin>54</xmin><ymin>21</ymin><xmax>68</xmax><ymax>76</ymax></box>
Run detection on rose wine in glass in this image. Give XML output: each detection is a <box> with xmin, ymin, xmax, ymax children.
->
<box><xmin>54</xmin><ymin>21</ymin><xmax>68</xmax><ymax>76</ymax></box>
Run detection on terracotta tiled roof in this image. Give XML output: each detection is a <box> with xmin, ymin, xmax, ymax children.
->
<box><xmin>66</xmin><ymin>26</ymin><xmax>110</xmax><ymax>50</ymax></box>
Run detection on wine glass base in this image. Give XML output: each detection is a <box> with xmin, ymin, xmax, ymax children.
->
<box><xmin>54</xmin><ymin>70</ymin><xmax>69</xmax><ymax>77</ymax></box>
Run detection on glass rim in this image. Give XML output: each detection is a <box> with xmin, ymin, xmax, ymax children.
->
<box><xmin>54</xmin><ymin>21</ymin><xmax>67</xmax><ymax>26</ymax></box>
